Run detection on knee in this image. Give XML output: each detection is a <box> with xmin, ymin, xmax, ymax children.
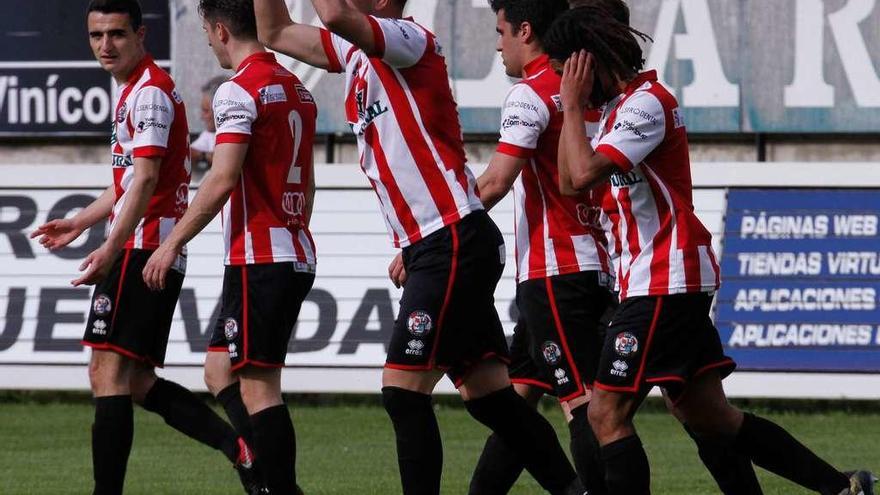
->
<box><xmin>587</xmin><ymin>398</ymin><xmax>626</xmax><ymax>440</ymax></box>
<box><xmin>204</xmin><ymin>362</ymin><xmax>227</xmax><ymax>396</ymax></box>
<box><xmin>129</xmin><ymin>369</ymin><xmax>157</xmax><ymax>405</ymax></box>
<box><xmin>88</xmin><ymin>355</ymin><xmax>125</xmax><ymax>394</ymax></box>
<box><xmin>382</xmin><ymin>386</ymin><xmax>432</xmax><ymax>420</ymax></box>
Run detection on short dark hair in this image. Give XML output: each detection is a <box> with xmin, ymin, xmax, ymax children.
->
<box><xmin>198</xmin><ymin>0</ymin><xmax>258</xmax><ymax>40</ymax></box>
<box><xmin>569</xmin><ymin>0</ymin><xmax>630</xmax><ymax>25</ymax></box>
<box><xmin>489</xmin><ymin>0</ymin><xmax>569</xmax><ymax>43</ymax></box>
<box><xmin>87</xmin><ymin>0</ymin><xmax>143</xmax><ymax>31</ymax></box>
<box><xmin>544</xmin><ymin>6</ymin><xmax>651</xmax><ymax>78</ymax></box>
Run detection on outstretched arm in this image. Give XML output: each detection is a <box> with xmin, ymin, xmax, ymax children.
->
<box><xmin>311</xmin><ymin>0</ymin><xmax>380</xmax><ymax>56</ymax></box>
<box><xmin>254</xmin><ymin>0</ymin><xmax>332</xmax><ymax>69</ymax></box>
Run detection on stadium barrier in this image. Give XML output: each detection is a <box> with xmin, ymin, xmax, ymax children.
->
<box><xmin>1</xmin><ymin>163</ymin><xmax>879</xmax><ymax>398</ymax></box>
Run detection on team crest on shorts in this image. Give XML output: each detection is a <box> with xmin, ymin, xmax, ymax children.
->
<box><xmin>224</xmin><ymin>318</ymin><xmax>239</xmax><ymax>341</ymax></box>
<box><xmin>614</xmin><ymin>332</ymin><xmax>639</xmax><ymax>357</ymax></box>
<box><xmin>407</xmin><ymin>311</ymin><xmax>433</xmax><ymax>337</ymax></box>
<box><xmin>542</xmin><ymin>341</ymin><xmax>562</xmax><ymax>365</ymax></box>
<box><xmin>93</xmin><ymin>294</ymin><xmax>112</xmax><ymax>317</ymax></box>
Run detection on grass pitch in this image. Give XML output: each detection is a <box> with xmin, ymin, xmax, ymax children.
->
<box><xmin>0</xmin><ymin>398</ymin><xmax>877</xmax><ymax>494</ymax></box>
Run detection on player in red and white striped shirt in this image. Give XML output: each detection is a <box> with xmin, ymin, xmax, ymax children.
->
<box><xmin>144</xmin><ymin>1</ymin><xmax>316</xmax><ymax>492</ymax></box>
<box><xmin>255</xmin><ymin>1</ymin><xmax>583</xmax><ymax>493</ymax></box>
<box><xmin>33</xmin><ymin>1</ymin><xmax>260</xmax><ymax>493</ymax></box>
<box><xmin>550</xmin><ymin>7</ymin><xmax>875</xmax><ymax>495</ymax></box>
<box><xmin>470</xmin><ymin>2</ymin><xmax>613</xmax><ymax>493</ymax></box>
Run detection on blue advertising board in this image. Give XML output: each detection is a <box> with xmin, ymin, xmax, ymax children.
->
<box><xmin>716</xmin><ymin>189</ymin><xmax>880</xmax><ymax>372</ymax></box>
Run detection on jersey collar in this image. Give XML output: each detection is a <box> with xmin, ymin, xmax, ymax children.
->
<box><xmin>236</xmin><ymin>51</ymin><xmax>275</xmax><ymax>73</ymax></box>
<box><xmin>522</xmin><ymin>54</ymin><xmax>550</xmax><ymax>79</ymax></box>
<box><xmin>623</xmin><ymin>70</ymin><xmax>658</xmax><ymax>95</ymax></box>
<box><xmin>124</xmin><ymin>54</ymin><xmax>154</xmax><ymax>86</ymax></box>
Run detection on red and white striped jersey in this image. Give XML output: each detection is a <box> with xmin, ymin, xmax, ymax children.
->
<box><xmin>496</xmin><ymin>55</ymin><xmax>611</xmax><ymax>283</ymax></box>
<box><xmin>109</xmin><ymin>55</ymin><xmax>191</xmax><ymax>252</ymax></box>
<box><xmin>213</xmin><ymin>52</ymin><xmax>318</xmax><ymax>269</ymax></box>
<box><xmin>592</xmin><ymin>70</ymin><xmax>720</xmax><ymax>299</ymax></box>
<box><xmin>320</xmin><ymin>16</ymin><xmax>483</xmax><ymax>248</ymax></box>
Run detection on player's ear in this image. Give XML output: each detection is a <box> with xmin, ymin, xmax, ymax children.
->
<box><xmin>520</xmin><ymin>21</ymin><xmax>535</xmax><ymax>44</ymax></box>
<box><xmin>136</xmin><ymin>25</ymin><xmax>146</xmax><ymax>44</ymax></box>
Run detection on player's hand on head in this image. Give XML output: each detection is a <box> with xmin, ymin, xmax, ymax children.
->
<box><xmin>71</xmin><ymin>245</ymin><xmax>116</xmax><ymax>287</ymax></box>
<box><xmin>30</xmin><ymin>218</ymin><xmax>83</xmax><ymax>251</ymax></box>
<box><xmin>560</xmin><ymin>50</ymin><xmax>594</xmax><ymax>111</ymax></box>
<box><xmin>142</xmin><ymin>244</ymin><xmax>177</xmax><ymax>292</ymax></box>
<box><xmin>388</xmin><ymin>252</ymin><xmax>407</xmax><ymax>289</ymax></box>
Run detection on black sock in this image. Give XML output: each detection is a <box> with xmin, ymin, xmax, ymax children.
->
<box><xmin>734</xmin><ymin>413</ymin><xmax>848</xmax><ymax>495</ymax></box>
<box><xmin>142</xmin><ymin>378</ymin><xmax>239</xmax><ymax>463</ymax></box>
<box><xmin>464</xmin><ymin>387</ymin><xmax>577</xmax><ymax>495</ymax></box>
<box><xmin>92</xmin><ymin>395</ymin><xmax>134</xmax><ymax>495</ymax></box>
<box><xmin>382</xmin><ymin>387</ymin><xmax>443</xmax><ymax>495</ymax></box>
<box><xmin>569</xmin><ymin>404</ymin><xmax>607</xmax><ymax>495</ymax></box>
<box><xmin>468</xmin><ymin>432</ymin><xmax>523</xmax><ymax>495</ymax></box>
<box><xmin>600</xmin><ymin>435</ymin><xmax>650</xmax><ymax>495</ymax></box>
<box><xmin>683</xmin><ymin>424</ymin><xmax>763</xmax><ymax>495</ymax></box>
<box><xmin>251</xmin><ymin>404</ymin><xmax>297</xmax><ymax>493</ymax></box>
<box><xmin>217</xmin><ymin>382</ymin><xmax>254</xmax><ymax>449</ymax></box>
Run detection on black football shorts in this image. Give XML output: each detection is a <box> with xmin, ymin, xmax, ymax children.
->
<box><xmin>594</xmin><ymin>292</ymin><xmax>735</xmax><ymax>402</ymax></box>
<box><xmin>385</xmin><ymin>211</ymin><xmax>510</xmax><ymax>386</ymax></box>
<box><xmin>82</xmin><ymin>249</ymin><xmax>184</xmax><ymax>367</ymax></box>
<box><xmin>208</xmin><ymin>262</ymin><xmax>314</xmax><ymax>371</ymax></box>
<box><xmin>508</xmin><ymin>271</ymin><xmax>614</xmax><ymax>402</ymax></box>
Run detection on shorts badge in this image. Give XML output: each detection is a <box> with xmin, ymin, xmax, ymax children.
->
<box><xmin>93</xmin><ymin>294</ymin><xmax>112</xmax><ymax>317</ymax></box>
<box><xmin>406</xmin><ymin>339</ymin><xmax>424</xmax><ymax>356</ymax></box>
<box><xmin>224</xmin><ymin>318</ymin><xmax>239</xmax><ymax>341</ymax></box>
<box><xmin>611</xmin><ymin>359</ymin><xmax>629</xmax><ymax>377</ymax></box>
<box><xmin>92</xmin><ymin>319</ymin><xmax>107</xmax><ymax>336</ymax></box>
<box><xmin>614</xmin><ymin>332</ymin><xmax>639</xmax><ymax>357</ymax></box>
<box><xmin>542</xmin><ymin>341</ymin><xmax>562</xmax><ymax>365</ymax></box>
<box><xmin>228</xmin><ymin>343</ymin><xmax>238</xmax><ymax>358</ymax></box>
<box><xmin>407</xmin><ymin>311</ymin><xmax>433</xmax><ymax>337</ymax></box>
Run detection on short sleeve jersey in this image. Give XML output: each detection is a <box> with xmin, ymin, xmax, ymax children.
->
<box><xmin>495</xmin><ymin>55</ymin><xmax>611</xmax><ymax>283</ymax></box>
<box><xmin>110</xmin><ymin>55</ymin><xmax>191</xmax><ymax>251</ymax></box>
<box><xmin>320</xmin><ymin>16</ymin><xmax>483</xmax><ymax>248</ymax></box>
<box><xmin>592</xmin><ymin>70</ymin><xmax>720</xmax><ymax>299</ymax></box>
<box><xmin>213</xmin><ymin>52</ymin><xmax>318</xmax><ymax>268</ymax></box>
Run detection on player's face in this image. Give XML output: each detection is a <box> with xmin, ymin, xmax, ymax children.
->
<box><xmin>202</xmin><ymin>19</ymin><xmax>232</xmax><ymax>70</ymax></box>
<box><xmin>495</xmin><ymin>10</ymin><xmax>524</xmax><ymax>77</ymax></box>
<box><xmin>87</xmin><ymin>12</ymin><xmax>145</xmax><ymax>81</ymax></box>
<box><xmin>201</xmin><ymin>94</ymin><xmax>216</xmax><ymax>132</ymax></box>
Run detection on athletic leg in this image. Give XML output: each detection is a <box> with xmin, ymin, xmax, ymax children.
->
<box><xmin>239</xmin><ymin>367</ymin><xmax>297</xmax><ymax>494</ymax></box>
<box><xmin>468</xmin><ymin>383</ymin><xmax>543</xmax><ymax>495</ymax></box>
<box><xmin>89</xmin><ymin>350</ymin><xmax>135</xmax><ymax>495</ymax></box>
<box><xmin>382</xmin><ymin>367</ymin><xmax>446</xmax><ymax>495</ymax></box>
<box><xmin>130</xmin><ymin>364</ymin><xmax>240</xmax><ymax>464</ymax></box>
<box><xmin>675</xmin><ymin>371</ymin><xmax>852</xmax><ymax>495</ymax></box>
<box><xmin>460</xmin><ymin>360</ymin><xmax>582</xmax><ymax>495</ymax></box>
<box><xmin>663</xmin><ymin>389</ymin><xmax>763</xmax><ymax>495</ymax></box>
<box><xmin>588</xmin><ymin>387</ymin><xmax>652</xmax><ymax>495</ymax></box>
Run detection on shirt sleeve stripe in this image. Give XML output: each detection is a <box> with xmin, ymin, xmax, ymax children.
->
<box><xmin>216</xmin><ymin>133</ymin><xmax>251</xmax><ymax>144</ymax></box>
<box><xmin>366</xmin><ymin>15</ymin><xmax>386</xmax><ymax>58</ymax></box>
<box><xmin>132</xmin><ymin>146</ymin><xmax>167</xmax><ymax>158</ymax></box>
<box><xmin>497</xmin><ymin>142</ymin><xmax>535</xmax><ymax>159</ymax></box>
<box><xmin>596</xmin><ymin>144</ymin><xmax>633</xmax><ymax>172</ymax></box>
<box><xmin>320</xmin><ymin>29</ymin><xmax>344</xmax><ymax>73</ymax></box>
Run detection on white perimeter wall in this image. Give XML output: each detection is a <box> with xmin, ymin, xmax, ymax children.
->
<box><xmin>1</xmin><ymin>163</ymin><xmax>879</xmax><ymax>398</ymax></box>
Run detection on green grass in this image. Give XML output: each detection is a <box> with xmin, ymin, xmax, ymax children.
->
<box><xmin>0</xmin><ymin>399</ymin><xmax>877</xmax><ymax>494</ymax></box>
